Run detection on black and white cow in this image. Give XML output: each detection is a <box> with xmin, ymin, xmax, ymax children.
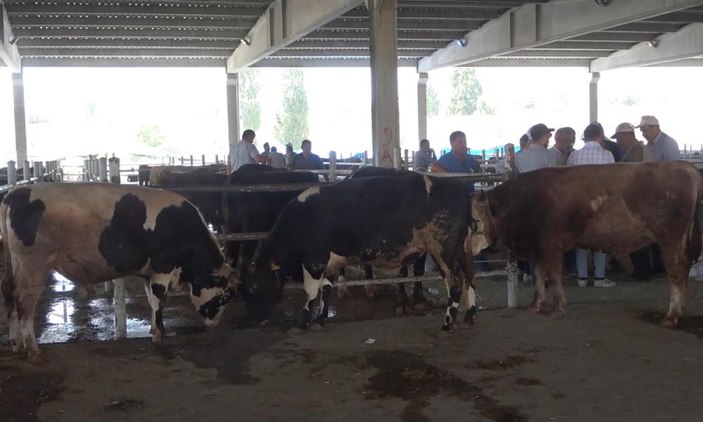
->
<box><xmin>245</xmin><ymin>171</ymin><xmax>476</xmax><ymax>331</ymax></box>
<box><xmin>1</xmin><ymin>183</ymin><xmax>239</xmax><ymax>362</ymax></box>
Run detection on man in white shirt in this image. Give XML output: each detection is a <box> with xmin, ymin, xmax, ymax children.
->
<box><xmin>549</xmin><ymin>127</ymin><xmax>575</xmax><ymax>166</ymax></box>
<box><xmin>515</xmin><ymin>123</ymin><xmax>557</xmax><ymax>174</ymax></box>
<box><xmin>568</xmin><ymin>122</ymin><xmax>615</xmax><ymax>288</ymax></box>
<box><xmin>636</xmin><ymin>115</ymin><xmax>680</xmax><ymax>161</ymax></box>
<box><xmin>228</xmin><ymin>129</ymin><xmax>270</xmax><ymax>173</ymax></box>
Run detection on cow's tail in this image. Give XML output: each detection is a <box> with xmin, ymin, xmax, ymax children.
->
<box><xmin>0</xmin><ymin>200</ymin><xmax>15</xmax><ymax>312</ymax></box>
<box><xmin>687</xmin><ymin>165</ymin><xmax>703</xmax><ymax>264</ymax></box>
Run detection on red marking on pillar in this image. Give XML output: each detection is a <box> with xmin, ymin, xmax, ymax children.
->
<box><xmin>381</xmin><ymin>127</ymin><xmax>393</xmax><ymax>164</ymax></box>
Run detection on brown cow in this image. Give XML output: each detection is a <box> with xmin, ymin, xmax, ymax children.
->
<box><xmin>469</xmin><ymin>161</ymin><xmax>702</xmax><ymax>326</ymax></box>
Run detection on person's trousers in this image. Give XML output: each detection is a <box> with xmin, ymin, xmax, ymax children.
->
<box><xmin>630</xmin><ymin>245</ymin><xmax>653</xmax><ymax>278</ymax></box>
<box><xmin>576</xmin><ymin>249</ymin><xmax>607</xmax><ymax>279</ymax></box>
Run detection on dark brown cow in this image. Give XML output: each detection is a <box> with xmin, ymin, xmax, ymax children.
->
<box><xmin>470</xmin><ymin>161</ymin><xmax>702</xmax><ymax>326</ymax></box>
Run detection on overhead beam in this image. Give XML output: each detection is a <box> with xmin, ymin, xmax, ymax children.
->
<box><xmin>419</xmin><ymin>0</ymin><xmax>703</xmax><ymax>72</ymax></box>
<box><xmin>591</xmin><ymin>22</ymin><xmax>703</xmax><ymax>71</ymax></box>
<box><xmin>345</xmin><ymin>7</ymin><xmax>500</xmax><ymax>20</ymax></box>
<box><xmin>19</xmin><ymin>47</ymin><xmax>233</xmax><ymax>57</ymax></box>
<box><xmin>4</xmin><ymin>2</ymin><xmax>269</xmax><ymax>18</ymax></box>
<box><xmin>19</xmin><ymin>38</ymin><xmax>238</xmax><ymax>49</ymax></box>
<box><xmin>11</xmin><ymin>27</ymin><xmax>248</xmax><ymax>40</ymax></box>
<box><xmin>270</xmin><ymin>48</ymin><xmax>435</xmax><ymax>57</ymax></box>
<box><xmin>324</xmin><ymin>17</ymin><xmax>482</xmax><ymax>31</ymax></box>
<box><xmin>21</xmin><ymin>57</ymin><xmax>226</xmax><ymax>67</ymax></box>
<box><xmin>0</xmin><ymin>5</ymin><xmax>20</xmax><ymax>71</ymax></box>
<box><xmin>305</xmin><ymin>28</ymin><xmax>455</xmax><ymax>41</ymax></box>
<box><xmin>226</xmin><ymin>0</ymin><xmax>363</xmax><ymax>73</ymax></box>
<box><xmin>250</xmin><ymin>57</ymin><xmax>419</xmax><ymax>67</ymax></box>
<box><xmin>10</xmin><ymin>16</ymin><xmax>258</xmax><ymax>29</ymax></box>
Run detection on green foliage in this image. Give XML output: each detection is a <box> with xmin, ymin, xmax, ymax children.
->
<box><xmin>477</xmin><ymin>97</ymin><xmax>496</xmax><ymax>115</ymax></box>
<box><xmin>136</xmin><ymin>124</ymin><xmax>165</xmax><ymax>147</ymax></box>
<box><xmin>620</xmin><ymin>95</ymin><xmax>639</xmax><ymax>106</ymax></box>
<box><xmin>84</xmin><ymin>100</ymin><xmax>97</xmax><ymax>118</ymax></box>
<box><xmin>449</xmin><ymin>68</ymin><xmax>483</xmax><ymax>115</ymax></box>
<box><xmin>274</xmin><ymin>69</ymin><xmax>309</xmax><ymax>145</ymax></box>
<box><xmin>427</xmin><ymin>82</ymin><xmax>440</xmax><ymax>116</ymax></box>
<box><xmin>240</xmin><ymin>69</ymin><xmax>261</xmax><ymax>131</ymax></box>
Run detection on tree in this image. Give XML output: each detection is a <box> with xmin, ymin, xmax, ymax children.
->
<box><xmin>137</xmin><ymin>124</ymin><xmax>165</xmax><ymax>147</ymax></box>
<box><xmin>274</xmin><ymin>69</ymin><xmax>309</xmax><ymax>145</ymax></box>
<box><xmin>239</xmin><ymin>69</ymin><xmax>261</xmax><ymax>131</ymax></box>
<box><xmin>427</xmin><ymin>82</ymin><xmax>440</xmax><ymax>116</ymax></box>
<box><xmin>449</xmin><ymin>68</ymin><xmax>483</xmax><ymax>115</ymax></box>
<box><xmin>477</xmin><ymin>97</ymin><xmax>496</xmax><ymax>115</ymax></box>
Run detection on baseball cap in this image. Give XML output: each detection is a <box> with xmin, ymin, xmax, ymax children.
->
<box><xmin>527</xmin><ymin>123</ymin><xmax>554</xmax><ymax>141</ymax></box>
<box><xmin>635</xmin><ymin>115</ymin><xmax>659</xmax><ymax>128</ymax></box>
<box><xmin>583</xmin><ymin>122</ymin><xmax>604</xmax><ymax>140</ymax></box>
<box><xmin>611</xmin><ymin>122</ymin><xmax>635</xmax><ymax>138</ymax></box>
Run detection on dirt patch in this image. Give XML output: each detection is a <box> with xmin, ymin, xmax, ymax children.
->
<box><xmin>639</xmin><ymin>311</ymin><xmax>703</xmax><ymax>339</ymax></box>
<box><xmin>0</xmin><ymin>361</ymin><xmax>64</xmax><ymax>422</ymax></box>
<box><xmin>363</xmin><ymin>350</ymin><xmax>526</xmax><ymax>422</ymax></box>
<box><xmin>515</xmin><ymin>378</ymin><xmax>542</xmax><ymax>386</ymax></box>
<box><xmin>475</xmin><ymin>355</ymin><xmax>534</xmax><ymax>371</ymax></box>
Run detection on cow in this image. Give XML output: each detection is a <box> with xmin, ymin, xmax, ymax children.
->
<box><xmin>1</xmin><ymin>183</ymin><xmax>239</xmax><ymax>362</ymax></box>
<box><xmin>469</xmin><ymin>161</ymin><xmax>702</xmax><ymax>326</ymax></box>
<box><xmin>156</xmin><ymin>171</ymin><xmax>229</xmax><ymax>230</ymax></box>
<box><xmin>244</xmin><ymin>171</ymin><xmax>477</xmax><ymax>331</ymax></box>
<box><xmin>147</xmin><ymin>163</ymin><xmax>225</xmax><ymax>186</ymax></box>
<box><xmin>223</xmin><ymin>165</ymin><xmax>319</xmax><ymax>321</ymax></box>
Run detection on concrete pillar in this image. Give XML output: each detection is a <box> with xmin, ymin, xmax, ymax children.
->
<box><xmin>417</xmin><ymin>72</ymin><xmax>429</xmax><ymax>141</ymax></box>
<box><xmin>33</xmin><ymin>161</ymin><xmax>43</xmax><ymax>182</ymax></box>
<box><xmin>7</xmin><ymin>161</ymin><xmax>17</xmax><ymax>185</ymax></box>
<box><xmin>589</xmin><ymin>72</ymin><xmax>600</xmax><ymax>123</ymax></box>
<box><xmin>226</xmin><ymin>72</ymin><xmax>241</xmax><ymax>151</ymax></box>
<box><xmin>12</xmin><ymin>73</ymin><xmax>28</xmax><ymax>165</ymax></box>
<box><xmin>113</xmin><ymin>278</ymin><xmax>127</xmax><ymax>339</ymax></box>
<box><xmin>328</xmin><ymin>151</ymin><xmax>337</xmax><ymax>182</ymax></box>
<box><xmin>22</xmin><ymin>160</ymin><xmax>30</xmax><ymax>181</ymax></box>
<box><xmin>98</xmin><ymin>157</ymin><xmax>108</xmax><ymax>182</ymax></box>
<box><xmin>109</xmin><ymin>156</ymin><xmax>120</xmax><ymax>183</ymax></box>
<box><xmin>368</xmin><ymin>0</ymin><xmax>399</xmax><ymax>168</ymax></box>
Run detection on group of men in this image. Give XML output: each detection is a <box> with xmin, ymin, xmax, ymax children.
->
<box><xmin>508</xmin><ymin>115</ymin><xmax>678</xmax><ymax>286</ymax></box>
<box><xmin>228</xmin><ymin>129</ymin><xmax>325</xmax><ymax>173</ymax></box>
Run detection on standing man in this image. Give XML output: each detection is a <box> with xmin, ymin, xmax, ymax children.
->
<box><xmin>431</xmin><ymin>130</ymin><xmax>481</xmax><ymax>192</ymax></box>
<box><xmin>291</xmin><ymin>139</ymin><xmax>325</xmax><ymax>170</ymax></box>
<box><xmin>413</xmin><ymin>139</ymin><xmax>437</xmax><ymax>172</ymax></box>
<box><xmin>269</xmin><ymin>146</ymin><xmax>287</xmax><ymax>169</ymax></box>
<box><xmin>611</xmin><ymin>122</ymin><xmax>654</xmax><ymax>281</ymax></box>
<box><xmin>637</xmin><ymin>115</ymin><xmax>680</xmax><ymax>161</ymax></box>
<box><xmin>549</xmin><ymin>127</ymin><xmax>575</xmax><ymax>166</ymax></box>
<box><xmin>516</xmin><ymin>123</ymin><xmax>557</xmax><ymax>174</ymax></box>
<box><xmin>228</xmin><ymin>129</ymin><xmax>270</xmax><ymax>173</ymax></box>
<box><xmin>568</xmin><ymin>122</ymin><xmax>616</xmax><ymax>288</ymax></box>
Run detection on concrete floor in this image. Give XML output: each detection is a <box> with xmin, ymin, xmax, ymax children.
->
<box><xmin>2</xmin><ymin>271</ymin><xmax>703</xmax><ymax>422</ymax></box>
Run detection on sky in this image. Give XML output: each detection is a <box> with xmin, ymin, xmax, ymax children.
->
<box><xmin>1</xmin><ymin>65</ymin><xmax>702</xmax><ymax>166</ymax></box>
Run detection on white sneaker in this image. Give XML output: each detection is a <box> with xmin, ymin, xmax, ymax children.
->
<box><xmin>593</xmin><ymin>278</ymin><xmax>616</xmax><ymax>288</ymax></box>
<box><xmin>577</xmin><ymin>278</ymin><xmax>588</xmax><ymax>288</ymax></box>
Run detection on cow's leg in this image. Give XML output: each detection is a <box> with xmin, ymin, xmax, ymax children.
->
<box><xmin>413</xmin><ymin>253</ymin><xmax>428</xmax><ymax>309</ymax></box>
<box><xmin>527</xmin><ymin>264</ymin><xmax>547</xmax><ymax>313</ymax></box>
<box><xmin>145</xmin><ymin>273</ymin><xmax>172</xmax><ymax>344</ymax></box>
<box><xmin>336</xmin><ymin>267</ymin><xmax>348</xmax><ymax>300</ymax></box>
<box><xmin>363</xmin><ymin>265</ymin><xmax>376</xmax><ymax>298</ymax></box>
<box><xmin>13</xmin><ymin>274</ymin><xmax>48</xmax><ymax>363</ymax></box>
<box><xmin>661</xmin><ymin>245</ymin><xmax>691</xmax><ymax>327</ymax></box>
<box><xmin>302</xmin><ymin>265</ymin><xmax>322</xmax><ymax>329</ymax></box>
<box><xmin>548</xmin><ymin>261</ymin><xmax>567</xmax><ymax>317</ymax></box>
<box><xmin>397</xmin><ymin>266</ymin><xmax>410</xmax><ymax>314</ymax></box>
<box><xmin>1</xmin><ymin>277</ymin><xmax>22</xmax><ymax>352</ymax></box>
<box><xmin>314</xmin><ymin>278</ymin><xmax>334</xmax><ymax>329</ymax></box>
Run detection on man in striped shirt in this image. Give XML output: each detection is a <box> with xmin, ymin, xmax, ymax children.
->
<box><xmin>567</xmin><ymin>122</ymin><xmax>615</xmax><ymax>288</ymax></box>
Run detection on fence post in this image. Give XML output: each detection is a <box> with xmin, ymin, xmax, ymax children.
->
<box><xmin>113</xmin><ymin>278</ymin><xmax>127</xmax><ymax>339</ymax></box>
<box><xmin>506</xmin><ymin>257</ymin><xmax>518</xmax><ymax>308</ymax></box>
<box><xmin>404</xmin><ymin>149</ymin><xmax>409</xmax><ymax>170</ymax></box>
<box><xmin>7</xmin><ymin>161</ymin><xmax>17</xmax><ymax>185</ymax></box>
<box><xmin>190</xmin><ymin>155</ymin><xmax>194</xmax><ymax>166</ymax></box>
<box><xmin>363</xmin><ymin>150</ymin><xmax>369</xmax><ymax>166</ymax></box>
<box><xmin>98</xmin><ymin>157</ymin><xmax>108</xmax><ymax>182</ymax></box>
<box><xmin>393</xmin><ymin>147</ymin><xmax>402</xmax><ymax>170</ymax></box>
<box><xmin>329</xmin><ymin>151</ymin><xmax>337</xmax><ymax>182</ymax></box>
<box><xmin>33</xmin><ymin>161</ymin><xmax>44</xmax><ymax>183</ymax></box>
<box><xmin>22</xmin><ymin>160</ymin><xmax>30</xmax><ymax>181</ymax></box>
<box><xmin>201</xmin><ymin>154</ymin><xmax>206</xmax><ymax>166</ymax></box>
<box><xmin>215</xmin><ymin>154</ymin><xmax>219</xmax><ymax>164</ymax></box>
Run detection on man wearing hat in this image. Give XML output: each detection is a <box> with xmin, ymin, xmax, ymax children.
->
<box><xmin>568</xmin><ymin>122</ymin><xmax>616</xmax><ymax>288</ymax></box>
<box><xmin>515</xmin><ymin>123</ymin><xmax>557</xmax><ymax>174</ymax></box>
<box><xmin>611</xmin><ymin>122</ymin><xmax>654</xmax><ymax>163</ymax></box>
<box><xmin>636</xmin><ymin>115</ymin><xmax>680</xmax><ymax>161</ymax></box>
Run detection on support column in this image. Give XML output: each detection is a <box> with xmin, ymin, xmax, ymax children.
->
<box><xmin>12</xmin><ymin>72</ymin><xmax>27</xmax><ymax>164</ymax></box>
<box><xmin>417</xmin><ymin>72</ymin><xmax>429</xmax><ymax>141</ymax></box>
<box><xmin>368</xmin><ymin>0</ymin><xmax>399</xmax><ymax>168</ymax></box>
<box><xmin>589</xmin><ymin>71</ymin><xmax>600</xmax><ymax>123</ymax></box>
<box><xmin>226</xmin><ymin>72</ymin><xmax>241</xmax><ymax>149</ymax></box>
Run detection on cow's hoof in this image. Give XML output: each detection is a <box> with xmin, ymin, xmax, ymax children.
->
<box><xmin>257</xmin><ymin>319</ymin><xmax>270</xmax><ymax>328</ymax></box>
<box><xmin>527</xmin><ymin>301</ymin><xmax>544</xmax><ymax>314</ymax></box>
<box><xmin>151</xmin><ymin>334</ymin><xmax>166</xmax><ymax>345</ymax></box>
<box><xmin>438</xmin><ymin>328</ymin><xmax>454</xmax><ymax>338</ymax></box>
<box><xmin>28</xmin><ymin>353</ymin><xmax>47</xmax><ymax>365</ymax></box>
<box><xmin>414</xmin><ymin>301</ymin><xmax>429</xmax><ymax>311</ymax></box>
<box><xmin>660</xmin><ymin>317</ymin><xmax>678</xmax><ymax>328</ymax></box>
<box><xmin>551</xmin><ymin>309</ymin><xmax>566</xmax><ymax>319</ymax></box>
<box><xmin>310</xmin><ymin>323</ymin><xmax>324</xmax><ymax>331</ymax></box>
<box><xmin>288</xmin><ymin>327</ymin><xmax>305</xmax><ymax>334</ymax></box>
<box><xmin>395</xmin><ymin>306</ymin><xmax>405</xmax><ymax>316</ymax></box>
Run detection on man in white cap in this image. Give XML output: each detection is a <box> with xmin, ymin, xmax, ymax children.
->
<box><xmin>611</xmin><ymin>122</ymin><xmax>654</xmax><ymax>163</ymax></box>
<box><xmin>636</xmin><ymin>115</ymin><xmax>680</xmax><ymax>161</ymax></box>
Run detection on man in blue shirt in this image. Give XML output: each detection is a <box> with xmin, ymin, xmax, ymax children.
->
<box><xmin>431</xmin><ymin>130</ymin><xmax>481</xmax><ymax>193</ymax></box>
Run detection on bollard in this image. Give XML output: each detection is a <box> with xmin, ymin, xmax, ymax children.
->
<box><xmin>113</xmin><ymin>278</ymin><xmax>127</xmax><ymax>339</ymax></box>
<box><xmin>33</xmin><ymin>161</ymin><xmax>44</xmax><ymax>183</ymax></box>
<box><xmin>215</xmin><ymin>154</ymin><xmax>219</xmax><ymax>164</ymax></box>
<box><xmin>404</xmin><ymin>149</ymin><xmax>409</xmax><ymax>170</ymax></box>
<box><xmin>7</xmin><ymin>160</ymin><xmax>17</xmax><ymax>185</ymax></box>
<box><xmin>201</xmin><ymin>154</ymin><xmax>206</xmax><ymax>166</ymax></box>
<box><xmin>98</xmin><ymin>157</ymin><xmax>108</xmax><ymax>182</ymax></box>
<box><xmin>180</xmin><ymin>156</ymin><xmax>184</xmax><ymax>165</ymax></box>
<box><xmin>393</xmin><ymin>147</ymin><xmax>402</xmax><ymax>170</ymax></box>
<box><xmin>506</xmin><ymin>258</ymin><xmax>519</xmax><ymax>308</ymax></box>
<box><xmin>22</xmin><ymin>160</ymin><xmax>30</xmax><ymax>182</ymax></box>
<box><xmin>329</xmin><ymin>151</ymin><xmax>337</xmax><ymax>182</ymax></box>
<box><xmin>109</xmin><ymin>156</ymin><xmax>120</xmax><ymax>184</ymax></box>
<box><xmin>190</xmin><ymin>155</ymin><xmax>194</xmax><ymax>166</ymax></box>
<box><xmin>363</xmin><ymin>150</ymin><xmax>369</xmax><ymax>166</ymax></box>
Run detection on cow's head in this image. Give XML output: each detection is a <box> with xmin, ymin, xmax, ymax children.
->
<box><xmin>469</xmin><ymin>191</ymin><xmax>496</xmax><ymax>255</ymax></box>
<box><xmin>188</xmin><ymin>262</ymin><xmax>240</xmax><ymax>327</ymax></box>
<box><xmin>239</xmin><ymin>242</ymin><xmax>294</xmax><ymax>324</ymax></box>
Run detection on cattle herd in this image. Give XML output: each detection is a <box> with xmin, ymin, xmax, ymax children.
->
<box><xmin>1</xmin><ymin>161</ymin><xmax>702</xmax><ymax>362</ymax></box>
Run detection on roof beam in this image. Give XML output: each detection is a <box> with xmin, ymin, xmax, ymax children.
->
<box><xmin>11</xmin><ymin>27</ymin><xmax>247</xmax><ymax>40</ymax></box>
<box><xmin>226</xmin><ymin>0</ymin><xmax>363</xmax><ymax>73</ymax></box>
<box><xmin>419</xmin><ymin>0</ymin><xmax>703</xmax><ymax>72</ymax></box>
<box><xmin>20</xmin><ymin>57</ymin><xmax>226</xmax><ymax>67</ymax></box>
<box><xmin>591</xmin><ymin>22</ymin><xmax>703</xmax><ymax>71</ymax></box>
<box><xmin>10</xmin><ymin>16</ymin><xmax>258</xmax><ymax>29</ymax></box>
<box><xmin>305</xmin><ymin>28</ymin><xmax>455</xmax><ymax>41</ymax></box>
<box><xmin>345</xmin><ymin>6</ymin><xmax>500</xmax><ymax>20</ymax></box>
<box><xmin>324</xmin><ymin>17</ymin><xmax>482</xmax><ymax>31</ymax></box>
<box><xmin>0</xmin><ymin>5</ymin><xmax>20</xmax><ymax>71</ymax></box>
<box><xmin>4</xmin><ymin>2</ymin><xmax>268</xmax><ymax>18</ymax></box>
<box><xmin>18</xmin><ymin>38</ymin><xmax>238</xmax><ymax>49</ymax></box>
<box><xmin>19</xmin><ymin>47</ymin><xmax>233</xmax><ymax>57</ymax></box>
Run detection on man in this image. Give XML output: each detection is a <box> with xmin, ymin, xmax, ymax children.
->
<box><xmin>495</xmin><ymin>143</ymin><xmax>516</xmax><ymax>178</ymax></box>
<box><xmin>228</xmin><ymin>129</ymin><xmax>270</xmax><ymax>173</ymax></box>
<box><xmin>636</xmin><ymin>115</ymin><xmax>680</xmax><ymax>161</ymax></box>
<box><xmin>413</xmin><ymin>139</ymin><xmax>437</xmax><ymax>172</ymax></box>
<box><xmin>567</xmin><ymin>122</ymin><xmax>615</xmax><ymax>288</ymax></box>
<box><xmin>518</xmin><ymin>133</ymin><xmax>530</xmax><ymax>152</ymax></box>
<box><xmin>549</xmin><ymin>127</ymin><xmax>575</xmax><ymax>166</ymax></box>
<box><xmin>291</xmin><ymin>139</ymin><xmax>325</xmax><ymax>170</ymax></box>
<box><xmin>611</xmin><ymin>122</ymin><xmax>655</xmax><ymax>281</ymax></box>
<box><xmin>611</xmin><ymin>122</ymin><xmax>654</xmax><ymax>163</ymax></box>
<box><xmin>515</xmin><ymin>123</ymin><xmax>557</xmax><ymax>174</ymax></box>
<box><xmin>269</xmin><ymin>146</ymin><xmax>287</xmax><ymax>169</ymax></box>
<box><xmin>431</xmin><ymin>130</ymin><xmax>481</xmax><ymax>193</ymax></box>
<box><xmin>261</xmin><ymin>142</ymin><xmax>271</xmax><ymax>158</ymax></box>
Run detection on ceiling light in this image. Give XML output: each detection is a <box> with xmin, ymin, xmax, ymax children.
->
<box><xmin>241</xmin><ymin>36</ymin><xmax>251</xmax><ymax>46</ymax></box>
<box><xmin>454</xmin><ymin>38</ymin><xmax>467</xmax><ymax>47</ymax></box>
